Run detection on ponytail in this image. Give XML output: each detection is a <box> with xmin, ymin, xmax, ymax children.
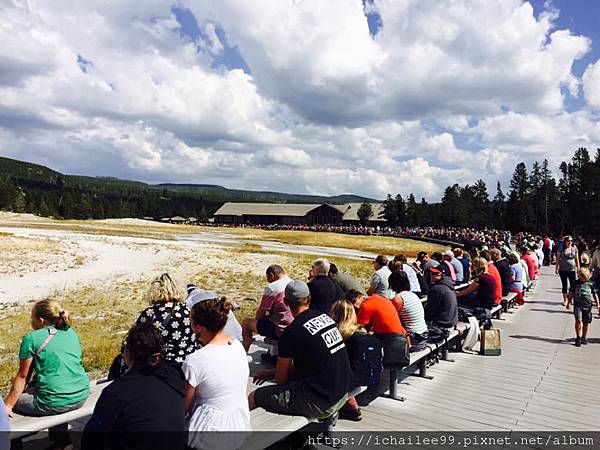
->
<box><xmin>32</xmin><ymin>300</ymin><xmax>72</xmax><ymax>330</ymax></box>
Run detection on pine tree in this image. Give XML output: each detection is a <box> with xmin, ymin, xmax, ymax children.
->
<box><xmin>406</xmin><ymin>193</ymin><xmax>418</xmax><ymax>227</ymax></box>
<box><xmin>493</xmin><ymin>181</ymin><xmax>506</xmax><ymax>229</ymax></box>
<box><xmin>13</xmin><ymin>187</ymin><xmax>26</xmax><ymax>213</ymax></box>
<box><xmin>381</xmin><ymin>194</ymin><xmax>398</xmax><ymax>227</ymax></box>
<box><xmin>508</xmin><ymin>162</ymin><xmax>529</xmax><ymax>230</ymax></box>
<box><xmin>357</xmin><ymin>201</ymin><xmax>373</xmax><ymax>226</ymax></box>
<box><xmin>395</xmin><ymin>194</ymin><xmax>407</xmax><ymax>226</ymax></box>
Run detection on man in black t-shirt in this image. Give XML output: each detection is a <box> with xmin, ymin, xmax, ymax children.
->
<box><xmin>308</xmin><ymin>258</ymin><xmax>345</xmax><ymax>314</ymax></box>
<box><xmin>249</xmin><ymin>280</ymin><xmax>353</xmax><ymax>420</ymax></box>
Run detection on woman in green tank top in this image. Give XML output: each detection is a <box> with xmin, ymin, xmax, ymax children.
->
<box><xmin>4</xmin><ymin>300</ymin><xmax>90</xmax><ymax>418</ymax></box>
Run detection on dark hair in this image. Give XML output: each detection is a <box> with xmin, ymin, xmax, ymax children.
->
<box><xmin>266</xmin><ymin>264</ymin><xmax>285</xmax><ymax>277</ymax></box>
<box><xmin>507</xmin><ymin>253</ymin><xmax>518</xmax><ymax>265</ymax></box>
<box><xmin>519</xmin><ymin>246</ymin><xmax>528</xmax><ymax>254</ymax></box>
<box><xmin>125</xmin><ymin>323</ymin><xmax>164</xmax><ymax>372</ymax></box>
<box><xmin>479</xmin><ymin>250</ymin><xmax>491</xmax><ymax>262</ymax></box>
<box><xmin>345</xmin><ymin>289</ymin><xmax>363</xmax><ymax>303</ymax></box>
<box><xmin>417</xmin><ymin>251</ymin><xmax>428</xmax><ymax>261</ymax></box>
<box><xmin>328</xmin><ymin>263</ymin><xmax>338</xmax><ymax>275</ymax></box>
<box><xmin>389</xmin><ymin>271</ymin><xmax>411</xmax><ymax>293</ymax></box>
<box><xmin>394</xmin><ymin>254</ymin><xmax>408</xmax><ymax>264</ymax></box>
<box><xmin>432</xmin><ymin>251</ymin><xmax>443</xmax><ymax>261</ymax></box>
<box><xmin>374</xmin><ymin>255</ymin><xmax>388</xmax><ymax>267</ymax></box>
<box><xmin>191</xmin><ymin>298</ymin><xmax>232</xmax><ymax>333</ymax></box>
<box><xmin>388</xmin><ymin>260</ymin><xmax>404</xmax><ymax>273</ymax></box>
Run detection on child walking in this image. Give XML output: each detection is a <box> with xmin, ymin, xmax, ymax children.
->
<box><xmin>567</xmin><ymin>268</ymin><xmax>600</xmax><ymax>347</ymax></box>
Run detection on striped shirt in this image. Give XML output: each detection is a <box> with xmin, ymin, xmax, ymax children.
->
<box><xmin>393</xmin><ymin>291</ymin><xmax>428</xmax><ymax>335</ymax></box>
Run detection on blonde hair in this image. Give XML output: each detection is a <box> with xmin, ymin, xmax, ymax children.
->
<box><xmin>330</xmin><ymin>300</ymin><xmax>363</xmax><ymax>340</ymax></box>
<box><xmin>145</xmin><ymin>273</ymin><xmax>186</xmax><ymax>305</ymax></box>
<box><xmin>471</xmin><ymin>257</ymin><xmax>488</xmax><ymax>274</ymax></box>
<box><xmin>32</xmin><ymin>300</ymin><xmax>71</xmax><ymax>330</ymax></box>
<box><xmin>578</xmin><ymin>267</ymin><xmax>591</xmax><ymax>281</ymax></box>
<box><xmin>581</xmin><ymin>253</ymin><xmax>590</xmax><ymax>265</ymax></box>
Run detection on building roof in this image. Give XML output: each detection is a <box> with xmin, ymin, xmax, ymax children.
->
<box><xmin>212</xmin><ymin>202</ymin><xmax>386</xmax><ymax>221</ymax></box>
<box><xmin>341</xmin><ymin>203</ymin><xmax>386</xmax><ymax>222</ymax></box>
<box><xmin>213</xmin><ymin>202</ymin><xmax>342</xmax><ymax>217</ymax></box>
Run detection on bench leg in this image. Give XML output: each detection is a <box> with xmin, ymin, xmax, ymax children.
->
<box><xmin>441</xmin><ymin>345</ymin><xmax>454</xmax><ymax>362</ymax></box>
<box><xmin>386</xmin><ymin>369</ymin><xmax>405</xmax><ymax>401</ymax></box>
<box><xmin>322</xmin><ymin>412</ymin><xmax>338</xmax><ymax>438</ymax></box>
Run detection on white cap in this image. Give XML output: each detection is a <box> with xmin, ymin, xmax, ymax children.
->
<box><xmin>186</xmin><ymin>288</ymin><xmax>218</xmax><ymax>309</ymax></box>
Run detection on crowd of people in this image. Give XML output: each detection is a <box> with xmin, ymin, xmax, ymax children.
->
<box><xmin>212</xmin><ymin>222</ymin><xmax>511</xmax><ymax>246</ymax></box>
<box><xmin>3</xmin><ymin>232</ymin><xmax>600</xmax><ymax>450</ymax></box>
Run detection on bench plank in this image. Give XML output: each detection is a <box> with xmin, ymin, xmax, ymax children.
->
<box><xmin>10</xmin><ymin>380</ymin><xmax>111</xmax><ymax>439</ymax></box>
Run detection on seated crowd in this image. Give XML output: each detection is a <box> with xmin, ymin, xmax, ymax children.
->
<box><xmin>4</xmin><ymin>240</ymin><xmax>530</xmax><ymax>449</ymax></box>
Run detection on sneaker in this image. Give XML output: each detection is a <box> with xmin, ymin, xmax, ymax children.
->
<box><xmin>581</xmin><ymin>336</ymin><xmax>588</xmax><ymax>345</ymax></box>
<box><xmin>339</xmin><ymin>408</ymin><xmax>362</xmax><ymax>422</ymax></box>
<box><xmin>575</xmin><ymin>337</ymin><xmax>581</xmax><ymax>347</ymax></box>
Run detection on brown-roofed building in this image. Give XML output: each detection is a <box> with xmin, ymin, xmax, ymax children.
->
<box><xmin>341</xmin><ymin>203</ymin><xmax>386</xmax><ymax>226</ymax></box>
<box><xmin>213</xmin><ymin>202</ymin><xmax>346</xmax><ymax>225</ymax></box>
<box><xmin>213</xmin><ymin>202</ymin><xmax>386</xmax><ymax>226</ymax></box>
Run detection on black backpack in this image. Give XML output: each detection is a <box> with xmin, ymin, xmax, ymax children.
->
<box><xmin>349</xmin><ymin>333</ymin><xmax>383</xmax><ymax>387</ymax></box>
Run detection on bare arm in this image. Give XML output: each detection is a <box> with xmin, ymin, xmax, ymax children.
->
<box><xmin>456</xmin><ymin>282</ymin><xmax>478</xmax><ymax>298</ymax></box>
<box><xmin>183</xmin><ymin>382</ymin><xmax>195</xmax><ymax>415</ymax></box>
<box><xmin>555</xmin><ymin>252</ymin><xmax>561</xmax><ymax>273</ymax></box>
<box><xmin>274</xmin><ymin>357</ymin><xmax>294</xmax><ymax>385</ymax></box>
<box><xmin>5</xmin><ymin>358</ymin><xmax>32</xmax><ymax>416</ymax></box>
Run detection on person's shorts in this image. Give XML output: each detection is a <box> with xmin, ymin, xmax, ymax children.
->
<box><xmin>574</xmin><ymin>306</ymin><xmax>593</xmax><ymax>324</ymax></box>
<box><xmin>256</xmin><ymin>319</ymin><xmax>280</xmax><ymax>340</ymax></box>
<box><xmin>253</xmin><ymin>379</ymin><xmax>347</xmax><ymax>421</ymax></box>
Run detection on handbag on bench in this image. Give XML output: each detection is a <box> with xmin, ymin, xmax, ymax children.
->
<box><xmin>378</xmin><ymin>333</ymin><xmax>410</xmax><ymax>368</ymax></box>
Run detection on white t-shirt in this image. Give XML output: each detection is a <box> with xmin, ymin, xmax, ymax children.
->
<box><xmin>183</xmin><ymin>339</ymin><xmax>251</xmax><ymax>434</ymax></box>
<box><xmin>402</xmin><ymin>263</ymin><xmax>421</xmax><ymax>293</ymax></box>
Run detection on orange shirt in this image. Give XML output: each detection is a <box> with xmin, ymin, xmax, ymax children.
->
<box><xmin>357</xmin><ymin>294</ymin><xmax>406</xmax><ymax>334</ymax></box>
<box><xmin>487</xmin><ymin>263</ymin><xmax>503</xmax><ymax>304</ymax></box>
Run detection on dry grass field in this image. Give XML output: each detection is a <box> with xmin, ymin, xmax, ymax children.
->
<box><xmin>0</xmin><ymin>233</ymin><xmax>88</xmax><ymax>276</ymax></box>
<box><xmin>195</xmin><ymin>226</ymin><xmax>447</xmax><ymax>257</ymax></box>
<box><xmin>0</xmin><ymin>247</ymin><xmax>372</xmax><ymax>393</ymax></box>
<box><xmin>0</xmin><ymin>213</ymin><xmax>444</xmax><ymax>393</ymax></box>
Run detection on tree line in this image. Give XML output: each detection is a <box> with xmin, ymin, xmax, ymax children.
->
<box><xmin>375</xmin><ymin>147</ymin><xmax>600</xmax><ymax>236</ymax></box>
<box><xmin>0</xmin><ymin>158</ymin><xmax>220</xmax><ymax>220</ymax></box>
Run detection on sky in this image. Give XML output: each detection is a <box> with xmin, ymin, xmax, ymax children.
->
<box><xmin>1</xmin><ymin>0</ymin><xmax>600</xmax><ymax>201</ymax></box>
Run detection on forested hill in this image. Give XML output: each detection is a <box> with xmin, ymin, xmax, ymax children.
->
<box><xmin>157</xmin><ymin>183</ymin><xmax>370</xmax><ymax>204</ymax></box>
<box><xmin>0</xmin><ymin>156</ymin><xmax>373</xmax><ymax>220</ymax></box>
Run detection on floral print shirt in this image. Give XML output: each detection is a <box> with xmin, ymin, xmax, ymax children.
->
<box><xmin>136</xmin><ymin>302</ymin><xmax>198</xmax><ymax>364</ymax></box>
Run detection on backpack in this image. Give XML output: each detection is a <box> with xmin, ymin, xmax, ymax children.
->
<box><xmin>426</xmin><ymin>324</ymin><xmax>450</xmax><ymax>343</ymax></box>
<box><xmin>349</xmin><ymin>333</ymin><xmax>383</xmax><ymax>387</ymax></box>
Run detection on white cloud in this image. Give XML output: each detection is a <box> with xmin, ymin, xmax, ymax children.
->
<box><xmin>583</xmin><ymin>59</ymin><xmax>600</xmax><ymax>109</ymax></box>
<box><xmin>266</xmin><ymin>147</ymin><xmax>311</xmax><ymax>167</ymax></box>
<box><xmin>0</xmin><ymin>0</ymin><xmax>598</xmax><ymax>202</ymax></box>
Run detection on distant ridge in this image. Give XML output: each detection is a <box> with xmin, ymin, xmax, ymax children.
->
<box><xmin>0</xmin><ymin>156</ymin><xmax>379</xmax><ymax>220</ymax></box>
<box><xmin>157</xmin><ymin>183</ymin><xmax>377</xmax><ymax>204</ymax></box>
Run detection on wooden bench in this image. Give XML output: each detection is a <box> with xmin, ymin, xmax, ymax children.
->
<box><xmin>385</xmin><ymin>324</ymin><xmax>469</xmax><ymax>401</ymax></box>
<box><xmin>10</xmin><ymin>379</ymin><xmax>111</xmax><ymax>448</ymax></box>
<box><xmin>246</xmin><ymin>377</ymin><xmax>365</xmax><ymax>449</ymax></box>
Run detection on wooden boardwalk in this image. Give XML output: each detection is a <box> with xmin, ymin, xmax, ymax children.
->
<box><xmin>18</xmin><ymin>267</ymin><xmax>600</xmax><ymax>449</ymax></box>
<box><xmin>336</xmin><ymin>266</ymin><xmax>600</xmax><ymax>432</ymax></box>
